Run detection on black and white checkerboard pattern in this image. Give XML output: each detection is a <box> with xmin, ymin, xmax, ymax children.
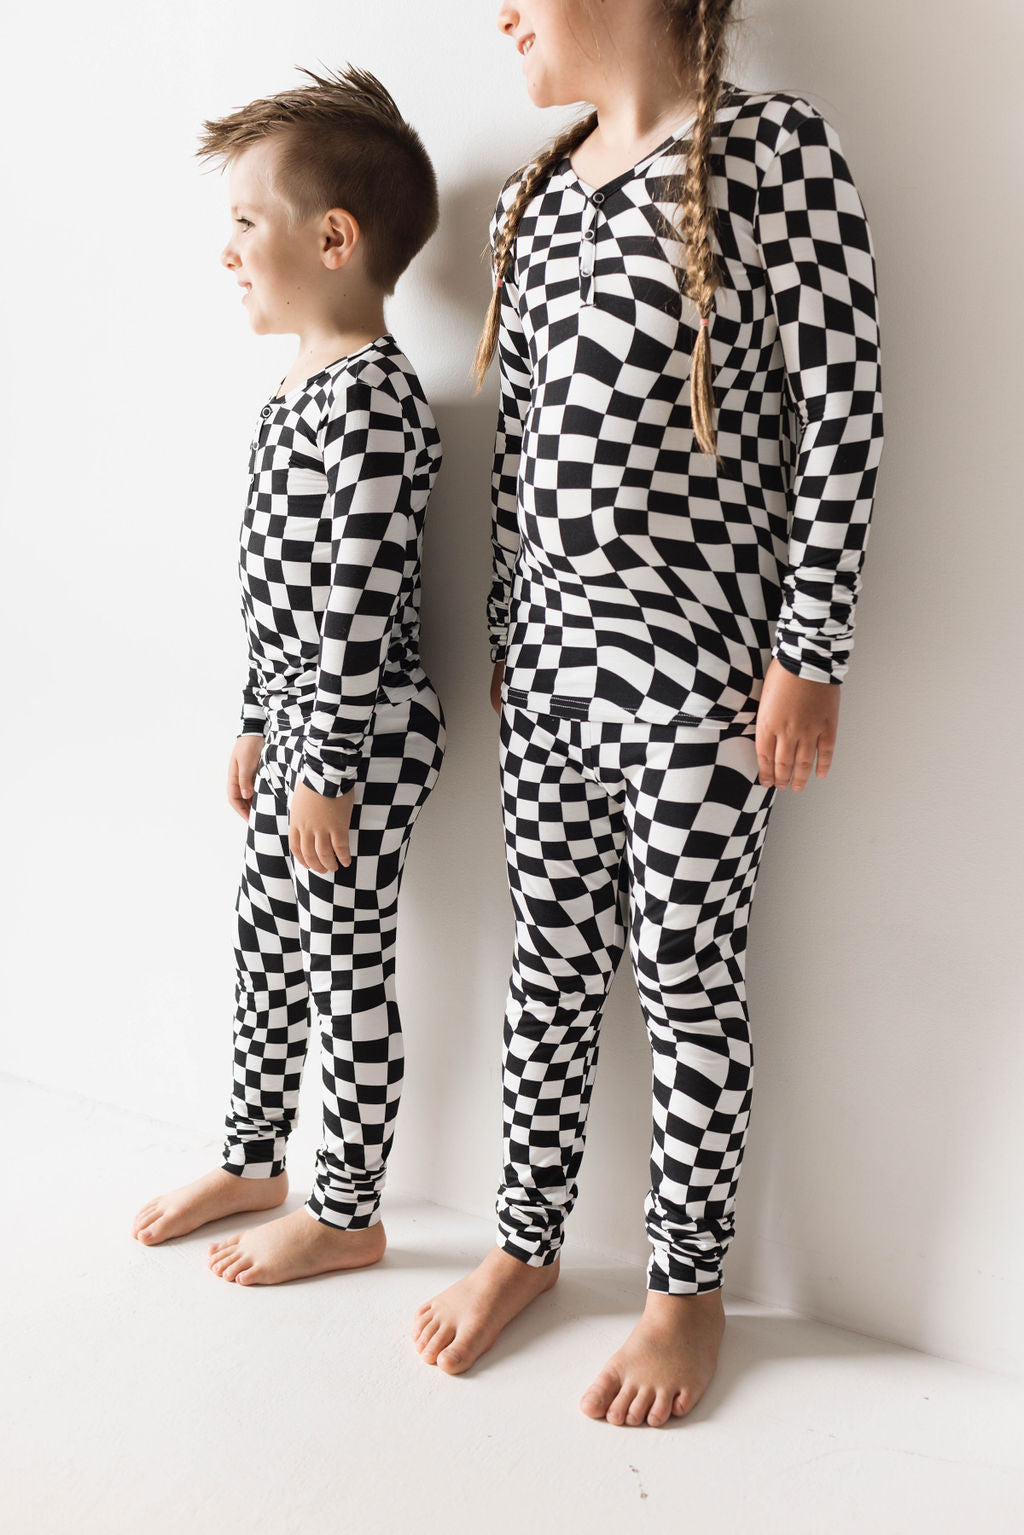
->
<box><xmin>494</xmin><ymin>703</ymin><xmax>775</xmax><ymax>1293</ymax></box>
<box><xmin>222</xmin><ymin>690</ymin><xmax>446</xmax><ymax>1227</ymax></box>
<box><xmin>239</xmin><ymin>335</ymin><xmax>443</xmax><ymax>796</ymax></box>
<box><xmin>487</xmin><ymin>81</ymin><xmax>884</xmax><ymax>726</ymax></box>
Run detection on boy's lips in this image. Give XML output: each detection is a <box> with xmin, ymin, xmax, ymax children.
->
<box><xmin>238</xmin><ymin>281</ymin><xmax>252</xmax><ymax>302</ymax></box>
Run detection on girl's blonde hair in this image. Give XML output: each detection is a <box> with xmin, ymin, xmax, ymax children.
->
<box><xmin>473</xmin><ymin>0</ymin><xmax>735</xmax><ymax>460</ymax></box>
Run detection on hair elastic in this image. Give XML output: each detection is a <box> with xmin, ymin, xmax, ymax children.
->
<box><xmin>496</xmin><ymin>276</ymin><xmax>504</xmax><ymax>288</ymax></box>
<box><xmin>700</xmin><ymin>316</ymin><xmax>710</xmax><ymax>327</ymax></box>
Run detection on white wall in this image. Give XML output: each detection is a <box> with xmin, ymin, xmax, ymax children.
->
<box><xmin>2</xmin><ymin>0</ymin><xmax>1021</xmax><ymax>1377</ymax></box>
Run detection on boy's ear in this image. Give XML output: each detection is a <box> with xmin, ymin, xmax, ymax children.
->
<box><xmin>321</xmin><ymin>208</ymin><xmax>360</xmax><ymax>269</ymax></box>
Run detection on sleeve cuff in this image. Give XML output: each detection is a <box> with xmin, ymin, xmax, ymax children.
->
<box><xmin>298</xmin><ymin>750</ymin><xmax>358</xmax><ymax>799</ymax></box>
<box><xmin>771</xmin><ymin>643</ymin><xmax>845</xmax><ymax>685</ymax></box>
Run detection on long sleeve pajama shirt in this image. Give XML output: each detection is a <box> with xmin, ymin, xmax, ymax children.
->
<box><xmin>487</xmin><ymin>81</ymin><xmax>884</xmax><ymax>726</ymax></box>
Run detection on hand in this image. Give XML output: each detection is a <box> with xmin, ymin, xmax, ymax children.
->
<box><xmin>755</xmin><ymin>658</ymin><xmax>839</xmax><ymax>791</ymax></box>
<box><xmin>228</xmin><ymin>734</ymin><xmax>264</xmax><ymax>820</ymax></box>
<box><xmin>288</xmin><ymin>780</ymin><xmax>355</xmax><ymax>872</ymax></box>
<box><xmin>490</xmin><ymin>659</ymin><xmax>505</xmax><ymax>714</ymax></box>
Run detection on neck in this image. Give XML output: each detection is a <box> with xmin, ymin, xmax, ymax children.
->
<box><xmin>584</xmin><ymin>33</ymin><xmax>698</xmax><ymax>149</ymax></box>
<box><xmin>292</xmin><ymin>302</ymin><xmax>389</xmax><ymax>370</ymax></box>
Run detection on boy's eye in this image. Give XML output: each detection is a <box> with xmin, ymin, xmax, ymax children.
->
<box><xmin>236</xmin><ymin>217</ymin><xmax>253</xmax><ymax>229</ymax></box>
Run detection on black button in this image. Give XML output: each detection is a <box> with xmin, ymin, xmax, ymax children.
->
<box><xmin>582</xmin><ymin>228</ymin><xmax>595</xmax><ymax>241</ymax></box>
<box><xmin>592</xmin><ymin>191</ymin><xmax>605</xmax><ymax>204</ymax></box>
<box><xmin>260</xmin><ymin>405</ymin><xmax>272</xmax><ymax>418</ymax></box>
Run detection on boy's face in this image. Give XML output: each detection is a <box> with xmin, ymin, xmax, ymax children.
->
<box><xmin>220</xmin><ymin>141</ymin><xmax>324</xmax><ymax>335</ymax></box>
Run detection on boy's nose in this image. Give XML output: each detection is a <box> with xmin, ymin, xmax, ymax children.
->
<box><xmin>220</xmin><ymin>245</ymin><xmax>238</xmax><ymax>271</ymax></box>
<box><xmin>497</xmin><ymin>4</ymin><xmax>519</xmax><ymax>35</ymax></box>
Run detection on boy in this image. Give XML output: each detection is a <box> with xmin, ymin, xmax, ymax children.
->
<box><xmin>131</xmin><ymin>64</ymin><xmax>445</xmax><ymax>1284</ymax></box>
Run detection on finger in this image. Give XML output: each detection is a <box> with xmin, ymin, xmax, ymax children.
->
<box><xmin>288</xmin><ymin>825</ymin><xmax>308</xmax><ymax>871</ymax></box>
<box><xmin>756</xmin><ymin>734</ymin><xmax>776</xmax><ymax>789</ymax></box>
<box><xmin>226</xmin><ymin>777</ymin><xmax>250</xmax><ymax>822</ymax></box>
<box><xmin>773</xmin><ymin>737</ymin><xmax>796</xmax><ymax>790</ymax></box>
<box><xmin>315</xmin><ymin>831</ymin><xmax>339</xmax><ymax>874</ymax></box>
<box><xmin>790</xmin><ymin>741</ymin><xmax>817</xmax><ymax>793</ymax></box>
<box><xmin>816</xmin><ymin>732</ymin><xmax>836</xmax><ymax>778</ymax></box>
<box><xmin>302</xmin><ymin>830</ymin><xmax>328</xmax><ymax>875</ymax></box>
<box><xmin>333</xmin><ymin>830</ymin><xmax>352</xmax><ymax>869</ymax></box>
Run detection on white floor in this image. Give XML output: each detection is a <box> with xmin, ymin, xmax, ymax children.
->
<box><xmin>3</xmin><ymin>1076</ymin><xmax>1022</xmax><ymax>1535</ymax></box>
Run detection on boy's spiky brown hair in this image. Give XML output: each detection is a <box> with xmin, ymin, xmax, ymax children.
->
<box><xmin>196</xmin><ymin>62</ymin><xmax>438</xmax><ymax>297</ymax></box>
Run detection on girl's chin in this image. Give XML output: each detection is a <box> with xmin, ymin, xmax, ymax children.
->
<box><xmin>526</xmin><ymin>79</ymin><xmax>574</xmax><ymax>110</ymax></box>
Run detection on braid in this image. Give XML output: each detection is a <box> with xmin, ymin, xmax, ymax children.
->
<box><xmin>670</xmin><ymin>0</ymin><xmax>733</xmax><ymax>460</ymax></box>
<box><xmin>476</xmin><ymin>0</ymin><xmax>735</xmax><ymax>459</ymax></box>
<box><xmin>471</xmin><ymin>111</ymin><xmax>598</xmax><ymax>392</ymax></box>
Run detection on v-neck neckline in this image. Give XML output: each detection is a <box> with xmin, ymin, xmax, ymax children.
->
<box><xmin>563</xmin><ymin>85</ymin><xmax>733</xmax><ymax>198</ymax></box>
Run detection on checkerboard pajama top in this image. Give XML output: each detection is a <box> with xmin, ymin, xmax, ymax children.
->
<box><xmin>238</xmin><ymin>335</ymin><xmax>442</xmax><ymax>796</ymax></box>
<box><xmin>487</xmin><ymin>82</ymin><xmax>884</xmax><ymax>726</ymax></box>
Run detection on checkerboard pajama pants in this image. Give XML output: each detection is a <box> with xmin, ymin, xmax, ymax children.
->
<box><xmin>221</xmin><ymin>686</ymin><xmax>445</xmax><ymax>1228</ymax></box>
<box><xmin>495</xmin><ymin>703</ymin><xmax>776</xmax><ymax>1294</ymax></box>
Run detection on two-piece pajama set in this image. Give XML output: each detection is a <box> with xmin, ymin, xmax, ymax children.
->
<box><xmin>223</xmin><ymin>336</ymin><xmax>445</xmax><ymax>1228</ymax></box>
<box><xmin>487</xmin><ymin>82</ymin><xmax>884</xmax><ymax>1291</ymax></box>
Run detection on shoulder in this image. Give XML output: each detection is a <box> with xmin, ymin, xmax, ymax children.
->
<box><xmin>713</xmin><ymin>81</ymin><xmax>850</xmax><ymax>176</ymax></box>
<box><xmin>322</xmin><ymin>346</ymin><xmax>404</xmax><ymax>418</ymax></box>
<box><xmin>324</xmin><ymin>343</ymin><xmax>440</xmax><ymax>457</ymax></box>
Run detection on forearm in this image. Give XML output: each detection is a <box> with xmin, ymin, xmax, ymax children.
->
<box><xmin>772</xmin><ymin>382</ymin><xmax>883</xmax><ymax>683</ymax></box>
<box><xmin>240</xmin><ymin>658</ymin><xmax>268</xmax><ymax>735</ymax></box>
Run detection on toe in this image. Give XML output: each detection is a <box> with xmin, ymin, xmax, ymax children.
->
<box><xmin>606</xmin><ymin>1381</ymin><xmax>636</xmax><ymax>1427</ymax></box>
<box><xmin>411</xmin><ymin>1307</ymin><xmax>434</xmax><ymax>1342</ymax></box>
<box><xmin>132</xmin><ymin>1202</ymin><xmax>157</xmax><ymax>1232</ymax></box>
<box><xmin>436</xmin><ymin>1334</ymin><xmax>469</xmax><ymax>1375</ymax></box>
<box><xmin>580</xmin><ymin>1368</ymin><xmax>620</xmax><ymax>1420</ymax></box>
<box><xmin>625</xmin><ymin>1386</ymin><xmax>656</xmax><ymax>1427</ymax></box>
<box><xmin>417</xmin><ymin>1318</ymin><xmax>443</xmax><ymax>1358</ymax></box>
<box><xmin>647</xmin><ymin>1389</ymin><xmax>674</xmax><ymax>1428</ymax></box>
<box><xmin>671</xmin><ymin>1387</ymin><xmax>695</xmax><ymax>1418</ymax></box>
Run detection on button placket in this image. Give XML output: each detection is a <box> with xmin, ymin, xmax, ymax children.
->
<box><xmin>253</xmin><ymin>401</ymin><xmax>273</xmax><ymax>451</ymax></box>
<box><xmin>579</xmin><ymin>193</ymin><xmax>601</xmax><ymax>305</ymax></box>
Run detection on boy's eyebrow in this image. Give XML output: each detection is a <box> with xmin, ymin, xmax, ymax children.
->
<box><xmin>230</xmin><ymin>201</ymin><xmax>262</xmax><ymax>213</ymax></box>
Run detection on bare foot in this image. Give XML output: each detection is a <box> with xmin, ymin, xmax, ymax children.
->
<box><xmin>132</xmin><ymin>1167</ymin><xmax>288</xmax><ymax>1244</ymax></box>
<box><xmin>412</xmin><ymin>1244</ymin><xmax>560</xmax><ymax>1374</ymax></box>
<box><xmin>580</xmin><ymin>1288</ymin><xmax>726</xmax><ymax>1427</ymax></box>
<box><xmin>207</xmin><ymin>1206</ymin><xmax>386</xmax><ymax>1284</ymax></box>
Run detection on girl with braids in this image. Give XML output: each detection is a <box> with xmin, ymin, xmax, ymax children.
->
<box><xmin>413</xmin><ymin>0</ymin><xmax>883</xmax><ymax>1424</ymax></box>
